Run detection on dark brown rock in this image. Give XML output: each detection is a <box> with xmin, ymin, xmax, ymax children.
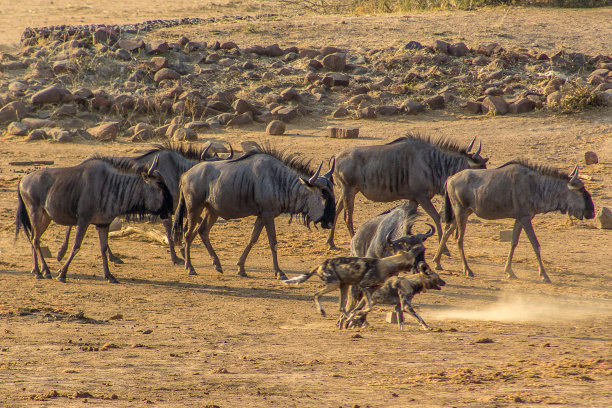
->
<box><xmin>118</xmin><ymin>38</ymin><xmax>146</xmax><ymax>52</ymax></box>
<box><xmin>221</xmin><ymin>41</ymin><xmax>238</xmax><ymax>50</ymax></box>
<box><xmin>357</xmin><ymin>106</ymin><xmax>376</xmax><ymax>119</ymax></box>
<box><xmin>585</xmin><ymin>151</ymin><xmax>599</xmax><ymax>165</ymax></box>
<box><xmin>546</xmin><ymin>91</ymin><xmax>563</xmax><ymax>106</ymax></box>
<box><xmin>154</xmin><ymin>68</ymin><xmax>180</xmax><ymax>82</ymax></box>
<box><xmin>264</xmin><ymin>44</ymin><xmax>284</xmax><ymax>57</ymax></box>
<box><xmin>465</xmin><ymin>100</ymin><xmax>483</xmax><ymax>114</ymax></box>
<box><xmin>299</xmin><ymin>48</ymin><xmax>320</xmax><ymax>59</ymax></box>
<box><xmin>31</xmin><ymin>85</ymin><xmax>69</xmax><ymax>104</ymax></box>
<box><xmin>0</xmin><ymin>101</ymin><xmax>29</xmax><ymax>123</ymax></box>
<box><xmin>148</xmin><ymin>41</ymin><xmax>169</xmax><ymax>55</ymax></box>
<box><xmin>482</xmin><ymin>96</ymin><xmax>508</xmax><ymax>115</ymax></box>
<box><xmin>423</xmin><ymin>95</ymin><xmax>445</xmax><ymax>110</ymax></box>
<box><xmin>26</xmin><ymin>129</ymin><xmax>48</xmax><ymax>141</ymax></box>
<box><xmin>7</xmin><ymin>121</ymin><xmax>28</xmax><ymax>136</ymax></box>
<box><xmin>52</xmin><ymin>61</ymin><xmax>77</xmax><ymax>74</ymax></box>
<box><xmin>327</xmin><ymin>126</ymin><xmax>359</xmax><ymax>139</ymax></box>
<box><xmin>92</xmin><ymin>28</ymin><xmax>118</xmax><ymax>45</ymax></box>
<box><xmin>51</xmin><ymin>104</ymin><xmax>77</xmax><ymax>118</ymax></box>
<box><xmin>595</xmin><ymin>207</ymin><xmax>612</xmax><ymax>229</ymax></box>
<box><xmin>332</xmin><ymin>107</ymin><xmax>350</xmax><ymax>118</ymax></box>
<box><xmin>173</xmin><ymin>128</ymin><xmax>197</xmax><ymax>141</ymax></box>
<box><xmin>449</xmin><ymin>42</ymin><xmax>469</xmax><ymax>57</ymax></box>
<box><xmin>508</xmin><ymin>98</ymin><xmax>535</xmax><ymax>114</ymax></box>
<box><xmin>322</xmin><ymin>73</ymin><xmax>350</xmax><ymax>87</ymax></box>
<box><xmin>88</xmin><ymin>121</ymin><xmax>119</xmax><ymax>141</ymax></box>
<box><xmin>271</xmin><ymin>106</ymin><xmax>298</xmax><ymax>122</ymax></box>
<box><xmin>434</xmin><ymin>40</ymin><xmax>450</xmax><ymax>54</ymax></box>
<box><xmin>400</xmin><ymin>99</ymin><xmax>425</xmax><ymax>114</ymax></box>
<box><xmin>266</xmin><ymin>120</ymin><xmax>286</xmax><ymax>135</ymax></box>
<box><xmin>226</xmin><ymin>112</ymin><xmax>253</xmax><ymax>127</ymax></box>
<box><xmin>375</xmin><ymin>105</ymin><xmax>398</xmax><ymax>116</ymax></box>
<box><xmin>322</xmin><ymin>53</ymin><xmax>346</xmax><ymax>72</ymax></box>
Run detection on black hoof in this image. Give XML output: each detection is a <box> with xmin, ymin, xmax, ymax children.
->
<box><xmin>34</xmin><ymin>273</ymin><xmax>43</xmax><ymax>279</ymax></box>
<box><xmin>57</xmin><ymin>276</ymin><xmax>66</xmax><ymax>283</ymax></box>
<box><xmin>173</xmin><ymin>258</ymin><xmax>185</xmax><ymax>266</ymax></box>
<box><xmin>44</xmin><ymin>273</ymin><xmax>53</xmax><ymax>279</ymax></box>
<box><xmin>112</xmin><ymin>259</ymin><xmax>124</xmax><ymax>265</ymax></box>
<box><xmin>107</xmin><ymin>278</ymin><xmax>119</xmax><ymax>284</ymax></box>
<box><xmin>237</xmin><ymin>270</ymin><xmax>248</xmax><ymax>277</ymax></box>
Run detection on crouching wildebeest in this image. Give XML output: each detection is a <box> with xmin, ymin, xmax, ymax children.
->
<box><xmin>327</xmin><ymin>133</ymin><xmax>488</xmax><ymax>254</ymax></box>
<box><xmin>15</xmin><ymin>155</ymin><xmax>173</xmax><ymax>283</ymax></box>
<box><xmin>57</xmin><ymin>142</ymin><xmax>233</xmax><ymax>266</ymax></box>
<box><xmin>172</xmin><ymin>147</ymin><xmax>335</xmax><ymax>279</ymax></box>
<box><xmin>283</xmin><ymin>235</ymin><xmax>427</xmax><ymax>327</ymax></box>
<box><xmin>346</xmin><ymin>266</ymin><xmax>446</xmax><ymax>330</ymax></box>
<box><xmin>433</xmin><ymin>160</ymin><xmax>595</xmax><ymax>282</ymax></box>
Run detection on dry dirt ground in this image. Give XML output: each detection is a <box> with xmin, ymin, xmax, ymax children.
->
<box><xmin>1</xmin><ymin>4</ymin><xmax>612</xmax><ymax>408</ymax></box>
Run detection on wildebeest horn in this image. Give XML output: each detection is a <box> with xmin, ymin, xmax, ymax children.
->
<box><xmin>225</xmin><ymin>143</ymin><xmax>234</xmax><ymax>160</ymax></box>
<box><xmin>324</xmin><ymin>157</ymin><xmax>335</xmax><ymax>179</ymax></box>
<box><xmin>569</xmin><ymin>165</ymin><xmax>579</xmax><ymax>183</ymax></box>
<box><xmin>472</xmin><ymin>141</ymin><xmax>482</xmax><ymax>157</ymax></box>
<box><xmin>148</xmin><ymin>154</ymin><xmax>159</xmax><ymax>175</ymax></box>
<box><xmin>466</xmin><ymin>136</ymin><xmax>476</xmax><ymax>153</ymax></box>
<box><xmin>201</xmin><ymin>142</ymin><xmax>212</xmax><ymax>161</ymax></box>
<box><xmin>308</xmin><ymin>161</ymin><xmax>323</xmax><ymax>185</ymax></box>
<box><xmin>385</xmin><ymin>231</ymin><xmax>393</xmax><ymax>245</ymax></box>
<box><xmin>416</xmin><ymin>223</ymin><xmax>435</xmax><ymax>241</ymax></box>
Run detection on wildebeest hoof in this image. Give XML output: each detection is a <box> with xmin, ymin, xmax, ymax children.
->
<box><xmin>237</xmin><ymin>269</ymin><xmax>248</xmax><ymax>277</ymax></box>
<box><xmin>442</xmin><ymin>246</ymin><xmax>451</xmax><ymax>257</ymax></box>
<box><xmin>107</xmin><ymin>277</ymin><xmax>119</xmax><ymax>284</ymax></box>
<box><xmin>112</xmin><ymin>258</ymin><xmax>124</xmax><ymax>265</ymax></box>
<box><xmin>464</xmin><ymin>270</ymin><xmax>474</xmax><ymax>277</ymax></box>
<box><xmin>434</xmin><ymin>264</ymin><xmax>443</xmax><ymax>271</ymax></box>
<box><xmin>506</xmin><ymin>272</ymin><xmax>518</xmax><ymax>280</ymax></box>
<box><xmin>57</xmin><ymin>276</ymin><xmax>66</xmax><ymax>283</ymax></box>
<box><xmin>320</xmin><ymin>310</ymin><xmax>327</xmax><ymax>317</ymax></box>
<box><xmin>214</xmin><ymin>266</ymin><xmax>223</xmax><ymax>274</ymax></box>
<box><xmin>172</xmin><ymin>258</ymin><xmax>185</xmax><ymax>266</ymax></box>
<box><xmin>275</xmin><ymin>270</ymin><xmax>287</xmax><ymax>280</ymax></box>
<box><xmin>541</xmin><ymin>275</ymin><xmax>552</xmax><ymax>284</ymax></box>
<box><xmin>187</xmin><ymin>269</ymin><xmax>198</xmax><ymax>276</ymax></box>
<box><xmin>34</xmin><ymin>273</ymin><xmax>43</xmax><ymax>279</ymax></box>
<box><xmin>327</xmin><ymin>243</ymin><xmax>339</xmax><ymax>251</ymax></box>
<box><xmin>44</xmin><ymin>273</ymin><xmax>53</xmax><ymax>279</ymax></box>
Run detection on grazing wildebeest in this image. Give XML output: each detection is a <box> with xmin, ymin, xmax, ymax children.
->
<box><xmin>283</xmin><ymin>235</ymin><xmax>427</xmax><ymax>327</ymax></box>
<box><xmin>347</xmin><ymin>266</ymin><xmax>446</xmax><ymax>330</ymax></box>
<box><xmin>433</xmin><ymin>160</ymin><xmax>595</xmax><ymax>282</ymax></box>
<box><xmin>15</xmin><ymin>155</ymin><xmax>173</xmax><ymax>283</ymax></box>
<box><xmin>327</xmin><ymin>133</ymin><xmax>489</xmax><ymax>256</ymax></box>
<box><xmin>172</xmin><ymin>147</ymin><xmax>335</xmax><ymax>279</ymax></box>
<box><xmin>57</xmin><ymin>142</ymin><xmax>233</xmax><ymax>265</ymax></box>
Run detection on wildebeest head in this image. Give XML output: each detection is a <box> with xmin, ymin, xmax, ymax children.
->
<box><xmin>299</xmin><ymin>158</ymin><xmax>336</xmax><ymax>229</ymax></box>
<box><xmin>141</xmin><ymin>155</ymin><xmax>174</xmax><ymax>219</ymax></box>
<box><xmin>465</xmin><ymin>137</ymin><xmax>489</xmax><ymax>169</ymax></box>
<box><xmin>383</xmin><ymin>224</ymin><xmax>434</xmax><ymax>272</ymax></box>
<box><xmin>565</xmin><ymin>165</ymin><xmax>595</xmax><ymax>220</ymax></box>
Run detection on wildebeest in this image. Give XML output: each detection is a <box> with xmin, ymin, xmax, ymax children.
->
<box><xmin>172</xmin><ymin>146</ymin><xmax>335</xmax><ymax>279</ymax></box>
<box><xmin>283</xmin><ymin>237</ymin><xmax>427</xmax><ymax>327</ymax></box>
<box><xmin>433</xmin><ymin>160</ymin><xmax>595</xmax><ymax>282</ymax></box>
<box><xmin>347</xmin><ymin>266</ymin><xmax>446</xmax><ymax>330</ymax></box>
<box><xmin>327</xmin><ymin>133</ymin><xmax>489</xmax><ymax>254</ymax></box>
<box><xmin>57</xmin><ymin>142</ymin><xmax>233</xmax><ymax>265</ymax></box>
<box><xmin>15</xmin><ymin>155</ymin><xmax>173</xmax><ymax>283</ymax></box>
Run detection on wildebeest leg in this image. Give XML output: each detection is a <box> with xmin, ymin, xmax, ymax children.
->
<box><xmin>162</xmin><ymin>218</ymin><xmax>183</xmax><ymax>265</ymax></box>
<box><xmin>456</xmin><ymin>210</ymin><xmax>474</xmax><ymax>277</ymax></box>
<box><xmin>106</xmin><ymin>246</ymin><xmax>123</xmax><ymax>264</ymax></box>
<box><xmin>418</xmin><ymin>197</ymin><xmax>450</xmax><ymax>256</ymax></box>
<box><xmin>57</xmin><ymin>221</ymin><xmax>89</xmax><ymax>283</ymax></box>
<box><xmin>326</xmin><ymin>198</ymin><xmax>344</xmax><ymax>250</ymax></box>
<box><xmin>313</xmin><ymin>282</ymin><xmax>341</xmax><ymax>317</ymax></box>
<box><xmin>31</xmin><ymin>210</ymin><xmax>52</xmax><ymax>279</ymax></box>
<box><xmin>236</xmin><ymin>217</ymin><xmax>264</xmax><ymax>277</ymax></box>
<box><xmin>503</xmin><ymin>220</ymin><xmax>522</xmax><ymax>280</ymax></box>
<box><xmin>56</xmin><ymin>226</ymin><xmax>71</xmax><ymax>262</ymax></box>
<box><xmin>96</xmin><ymin>225</ymin><xmax>118</xmax><ymax>283</ymax></box>
<box><xmin>196</xmin><ymin>211</ymin><xmax>223</xmax><ymax>274</ymax></box>
<box><xmin>520</xmin><ymin>218</ymin><xmax>551</xmax><ymax>283</ymax></box>
<box><xmin>261</xmin><ymin>213</ymin><xmax>286</xmax><ymax>280</ymax></box>
<box><xmin>432</xmin><ymin>222</ymin><xmax>456</xmax><ymax>270</ymax></box>
<box><xmin>343</xmin><ymin>188</ymin><xmax>358</xmax><ymax>237</ymax></box>
<box><xmin>182</xmin><ymin>202</ymin><xmax>207</xmax><ymax>276</ymax></box>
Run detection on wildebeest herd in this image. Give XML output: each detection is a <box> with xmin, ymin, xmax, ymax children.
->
<box><xmin>14</xmin><ymin>133</ymin><xmax>596</xmax><ymax>329</ymax></box>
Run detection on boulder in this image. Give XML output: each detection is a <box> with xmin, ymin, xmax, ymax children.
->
<box><xmin>465</xmin><ymin>100</ymin><xmax>483</xmax><ymax>114</ymax></box>
<box><xmin>0</xmin><ymin>101</ymin><xmax>29</xmax><ymax>123</ymax></box>
<box><xmin>31</xmin><ymin>85</ymin><xmax>69</xmax><ymax>104</ymax></box>
<box><xmin>51</xmin><ymin>104</ymin><xmax>77</xmax><ymax>118</ymax></box>
<box><xmin>92</xmin><ymin>28</ymin><xmax>118</xmax><ymax>45</ymax></box>
<box><xmin>327</xmin><ymin>127</ymin><xmax>359</xmax><ymax>139</ymax></box>
<box><xmin>26</xmin><ymin>129</ymin><xmax>48</xmax><ymax>141</ymax></box>
<box><xmin>482</xmin><ymin>96</ymin><xmax>508</xmax><ymax>115</ymax></box>
<box><xmin>117</xmin><ymin>38</ymin><xmax>146</xmax><ymax>52</ymax></box>
<box><xmin>322</xmin><ymin>53</ymin><xmax>346</xmax><ymax>71</ymax></box>
<box><xmin>400</xmin><ymin>99</ymin><xmax>425</xmax><ymax>114</ymax></box>
<box><xmin>264</xmin><ymin>44</ymin><xmax>284</xmax><ymax>57</ymax></box>
<box><xmin>448</xmin><ymin>42</ymin><xmax>469</xmax><ymax>57</ymax></box>
<box><xmin>7</xmin><ymin>121</ymin><xmax>28</xmax><ymax>136</ymax></box>
<box><xmin>88</xmin><ymin>121</ymin><xmax>119</xmax><ymax>141</ymax></box>
<box><xmin>271</xmin><ymin>106</ymin><xmax>298</xmax><ymax>122</ymax></box>
<box><xmin>266</xmin><ymin>120</ymin><xmax>286</xmax><ymax>135</ymax></box>
<box><xmin>508</xmin><ymin>98</ymin><xmax>535</xmax><ymax>114</ymax></box>
<box><xmin>173</xmin><ymin>128</ymin><xmax>197</xmax><ymax>141</ymax></box>
<box><xmin>595</xmin><ymin>207</ymin><xmax>612</xmax><ymax>229</ymax></box>
<box><xmin>154</xmin><ymin>68</ymin><xmax>180</xmax><ymax>82</ymax></box>
<box><xmin>584</xmin><ymin>151</ymin><xmax>598</xmax><ymax>165</ymax></box>
<box><xmin>423</xmin><ymin>95</ymin><xmax>445</xmax><ymax>110</ymax></box>
<box><xmin>322</xmin><ymin>72</ymin><xmax>350</xmax><ymax>87</ymax></box>
<box><xmin>226</xmin><ymin>112</ymin><xmax>253</xmax><ymax>127</ymax></box>
<box><xmin>148</xmin><ymin>41</ymin><xmax>169</xmax><ymax>55</ymax></box>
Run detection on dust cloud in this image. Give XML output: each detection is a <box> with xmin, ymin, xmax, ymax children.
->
<box><xmin>435</xmin><ymin>293</ymin><xmax>612</xmax><ymax>322</ymax></box>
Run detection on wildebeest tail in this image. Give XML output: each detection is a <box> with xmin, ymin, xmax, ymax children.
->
<box><xmin>283</xmin><ymin>265</ymin><xmax>319</xmax><ymax>284</ymax></box>
<box><xmin>443</xmin><ymin>189</ymin><xmax>454</xmax><ymax>224</ymax></box>
<box><xmin>15</xmin><ymin>184</ymin><xmax>32</xmax><ymax>242</ymax></box>
<box><xmin>171</xmin><ymin>192</ymin><xmax>186</xmax><ymax>246</ymax></box>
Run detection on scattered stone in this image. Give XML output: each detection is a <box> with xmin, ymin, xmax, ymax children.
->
<box><xmin>26</xmin><ymin>129</ymin><xmax>48</xmax><ymax>141</ymax></box>
<box><xmin>448</xmin><ymin>42</ymin><xmax>469</xmax><ymax>57</ymax></box>
<box><xmin>434</xmin><ymin>40</ymin><xmax>450</xmax><ymax>54</ymax></box>
<box><xmin>322</xmin><ymin>72</ymin><xmax>350</xmax><ymax>87</ymax></box>
<box><xmin>31</xmin><ymin>85</ymin><xmax>69</xmax><ymax>104</ymax></box>
<box><xmin>264</xmin><ymin>43</ymin><xmax>284</xmax><ymax>57</ymax></box>
<box><xmin>322</xmin><ymin>53</ymin><xmax>346</xmax><ymax>71</ymax></box>
<box><xmin>271</xmin><ymin>106</ymin><xmax>298</xmax><ymax>122</ymax></box>
<box><xmin>357</xmin><ymin>106</ymin><xmax>376</xmax><ymax>119</ymax></box>
<box><xmin>21</xmin><ymin>117</ymin><xmax>54</xmax><ymax>130</ymax></box>
<box><xmin>266</xmin><ymin>120</ymin><xmax>286</xmax><ymax>135</ymax></box>
<box><xmin>48</xmin><ymin>128</ymin><xmax>73</xmax><ymax>143</ymax></box>
<box><xmin>546</xmin><ymin>91</ymin><xmax>563</xmax><ymax>106</ymax></box>
<box><xmin>115</xmin><ymin>49</ymin><xmax>132</xmax><ymax>61</ymax></box>
<box><xmin>148</xmin><ymin>41</ymin><xmax>169</xmax><ymax>55</ymax></box>
<box><xmin>375</xmin><ymin>105</ymin><xmax>399</xmax><ymax>116</ymax></box>
<box><xmin>154</xmin><ymin>68</ymin><xmax>180</xmax><ymax>82</ymax></box>
<box><xmin>51</xmin><ymin>104</ymin><xmax>77</xmax><ymax>118</ymax></box>
<box><xmin>332</xmin><ymin>107</ymin><xmax>350</xmax><ymax>118</ymax></box>
<box><xmin>508</xmin><ymin>98</ymin><xmax>535</xmax><ymax>114</ymax></box>
<box><xmin>400</xmin><ymin>99</ymin><xmax>425</xmax><ymax>114</ymax></box>
<box><xmin>404</xmin><ymin>41</ymin><xmax>423</xmax><ymax>50</ymax></box>
<box><xmin>52</xmin><ymin>61</ymin><xmax>77</xmax><ymax>75</ymax></box>
<box><xmin>173</xmin><ymin>128</ymin><xmax>197</xmax><ymax>141</ymax></box>
<box><xmin>482</xmin><ymin>96</ymin><xmax>508</xmax><ymax>115</ymax></box>
<box><xmin>595</xmin><ymin>207</ymin><xmax>612</xmax><ymax>229</ymax></box>
<box><xmin>7</xmin><ymin>121</ymin><xmax>28</xmax><ymax>136</ymax></box>
<box><xmin>0</xmin><ymin>101</ymin><xmax>29</xmax><ymax>123</ymax></box>
<box><xmin>88</xmin><ymin>121</ymin><xmax>119</xmax><ymax>141</ymax></box>
<box><xmin>226</xmin><ymin>112</ymin><xmax>253</xmax><ymax>126</ymax></box>
<box><xmin>241</xmin><ymin>141</ymin><xmax>262</xmax><ymax>152</ymax></box>
<box><xmin>465</xmin><ymin>100</ymin><xmax>482</xmax><ymax>114</ymax></box>
<box><xmin>92</xmin><ymin>27</ymin><xmax>118</xmax><ymax>45</ymax></box>
<box><xmin>584</xmin><ymin>151</ymin><xmax>598</xmax><ymax>165</ymax></box>
<box><xmin>423</xmin><ymin>95</ymin><xmax>445</xmax><ymax>110</ymax></box>
<box><xmin>327</xmin><ymin>126</ymin><xmax>359</xmax><ymax>139</ymax></box>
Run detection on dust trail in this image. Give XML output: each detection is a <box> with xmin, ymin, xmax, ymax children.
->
<box><xmin>435</xmin><ymin>293</ymin><xmax>612</xmax><ymax>322</ymax></box>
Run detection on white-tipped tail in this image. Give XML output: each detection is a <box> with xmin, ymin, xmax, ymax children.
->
<box><xmin>283</xmin><ymin>266</ymin><xmax>318</xmax><ymax>284</ymax></box>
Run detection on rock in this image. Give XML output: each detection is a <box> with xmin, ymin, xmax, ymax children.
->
<box><xmin>448</xmin><ymin>42</ymin><xmax>469</xmax><ymax>57</ymax></box>
<box><xmin>375</xmin><ymin>105</ymin><xmax>399</xmax><ymax>116</ymax></box>
<box><xmin>266</xmin><ymin>120</ymin><xmax>286</xmax><ymax>135</ymax></box>
<box><xmin>595</xmin><ymin>207</ymin><xmax>612</xmax><ymax>229</ymax></box>
<box><xmin>482</xmin><ymin>96</ymin><xmax>508</xmax><ymax>115</ymax></box>
<box><xmin>299</xmin><ymin>48</ymin><xmax>320</xmax><ymax>59</ymax></box>
<box><xmin>51</xmin><ymin>104</ymin><xmax>77</xmax><ymax>118</ymax></box>
<box><xmin>244</xmin><ymin>45</ymin><xmax>266</xmax><ymax>55</ymax></box>
<box><xmin>148</xmin><ymin>41</ymin><xmax>169</xmax><ymax>55</ymax></box>
<box><xmin>485</xmin><ymin>87</ymin><xmax>504</xmax><ymax>96</ymax></box>
<box><xmin>0</xmin><ymin>101</ymin><xmax>29</xmax><ymax>123</ymax></box>
<box><xmin>185</xmin><ymin>121</ymin><xmax>210</xmax><ymax>131</ymax></box>
<box><xmin>48</xmin><ymin>128</ymin><xmax>73</xmax><ymax>143</ymax></box>
<box><xmin>327</xmin><ymin>127</ymin><xmax>359</xmax><ymax>139</ymax></box>
<box><xmin>423</xmin><ymin>95</ymin><xmax>445</xmax><ymax>110</ymax></box>
<box><xmin>404</xmin><ymin>41</ymin><xmax>423</xmax><ymax>50</ymax></box>
<box><xmin>26</xmin><ymin>129</ymin><xmax>48</xmax><ymax>141</ymax></box>
<box><xmin>508</xmin><ymin>98</ymin><xmax>535</xmax><ymax>114</ymax></box>
<box><xmin>88</xmin><ymin>121</ymin><xmax>119</xmax><ymax>141</ymax></box>
<box><xmin>322</xmin><ymin>53</ymin><xmax>346</xmax><ymax>71</ymax></box>
<box><xmin>21</xmin><ymin>118</ymin><xmax>54</xmax><ymax>130</ymax></box>
<box><xmin>400</xmin><ymin>99</ymin><xmax>425</xmax><ymax>114</ymax></box>
<box><xmin>472</xmin><ymin>56</ymin><xmax>490</xmax><ymax>66</ymax></box>
<box><xmin>7</xmin><ymin>121</ymin><xmax>28</xmax><ymax>135</ymax></box>
<box><xmin>220</xmin><ymin>41</ymin><xmax>238</xmax><ymax>50</ymax></box>
<box><xmin>226</xmin><ymin>112</ymin><xmax>253</xmax><ymax>126</ymax></box>
<box><xmin>8</xmin><ymin>81</ymin><xmax>28</xmax><ymax>94</ymax></box>
<box><xmin>154</xmin><ymin>125</ymin><xmax>170</xmax><ymax>138</ymax></box>
<box><xmin>31</xmin><ymin>85</ymin><xmax>69</xmax><ymax>104</ymax></box>
<box><xmin>233</xmin><ymin>99</ymin><xmax>259</xmax><ymax>115</ymax></box>
<box><xmin>322</xmin><ymin>72</ymin><xmax>350</xmax><ymax>87</ymax></box>
<box><xmin>115</xmin><ymin>49</ymin><xmax>132</xmax><ymax>61</ymax></box>
<box><xmin>434</xmin><ymin>40</ymin><xmax>450</xmax><ymax>54</ymax></box>
<box><xmin>92</xmin><ymin>28</ymin><xmax>118</xmax><ymax>45</ymax></box>
<box><xmin>271</xmin><ymin>106</ymin><xmax>298</xmax><ymax>122</ymax></box>
<box><xmin>216</xmin><ymin>113</ymin><xmax>237</xmax><ymax>126</ymax></box>
<box><xmin>154</xmin><ymin>68</ymin><xmax>180</xmax><ymax>82</ymax></box>
<box><xmin>280</xmin><ymin>87</ymin><xmax>300</xmax><ymax>102</ymax></box>
<box><xmin>332</xmin><ymin>107</ymin><xmax>350</xmax><ymax>118</ymax></box>
<box><xmin>465</xmin><ymin>100</ymin><xmax>483</xmax><ymax>114</ymax></box>
<box><xmin>321</xmin><ymin>46</ymin><xmax>342</xmax><ymax>55</ymax></box>
<box><xmin>173</xmin><ymin>128</ymin><xmax>197</xmax><ymax>141</ymax></box>
<box><xmin>584</xmin><ymin>151</ymin><xmax>598</xmax><ymax>165</ymax></box>
<box><xmin>73</xmin><ymin>88</ymin><xmax>93</xmax><ymax>100</ymax></box>
<box><xmin>546</xmin><ymin>91</ymin><xmax>563</xmax><ymax>107</ymax></box>
<box><xmin>52</xmin><ymin>61</ymin><xmax>77</xmax><ymax>74</ymax></box>
<box><xmin>118</xmin><ymin>38</ymin><xmax>146</xmax><ymax>52</ymax></box>
<box><xmin>264</xmin><ymin>43</ymin><xmax>284</xmax><ymax>57</ymax></box>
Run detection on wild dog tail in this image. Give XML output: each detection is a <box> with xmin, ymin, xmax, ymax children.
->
<box><xmin>15</xmin><ymin>183</ymin><xmax>33</xmax><ymax>242</ymax></box>
<box><xmin>443</xmin><ymin>188</ymin><xmax>454</xmax><ymax>224</ymax></box>
<box><xmin>171</xmin><ymin>191</ymin><xmax>186</xmax><ymax>246</ymax></box>
<box><xmin>283</xmin><ymin>265</ymin><xmax>319</xmax><ymax>284</ymax></box>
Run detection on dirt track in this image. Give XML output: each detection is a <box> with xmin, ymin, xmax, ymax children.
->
<box><xmin>1</xmin><ymin>4</ymin><xmax>612</xmax><ymax>408</ymax></box>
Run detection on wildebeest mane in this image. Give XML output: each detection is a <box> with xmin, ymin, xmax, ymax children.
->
<box><xmin>387</xmin><ymin>133</ymin><xmax>473</xmax><ymax>158</ymax></box>
<box><xmin>231</xmin><ymin>143</ymin><xmax>315</xmax><ymax>178</ymax></box>
<box><xmin>146</xmin><ymin>142</ymin><xmax>207</xmax><ymax>161</ymax></box>
<box><xmin>85</xmin><ymin>154</ymin><xmax>150</xmax><ymax>174</ymax></box>
<box><xmin>498</xmin><ymin>159</ymin><xmax>571</xmax><ymax>181</ymax></box>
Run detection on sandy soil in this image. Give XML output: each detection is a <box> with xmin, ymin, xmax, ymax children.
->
<box><xmin>1</xmin><ymin>4</ymin><xmax>612</xmax><ymax>408</ymax></box>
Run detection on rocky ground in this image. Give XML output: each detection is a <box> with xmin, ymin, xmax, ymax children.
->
<box><xmin>0</xmin><ymin>5</ymin><xmax>611</xmax><ymax>408</ymax></box>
